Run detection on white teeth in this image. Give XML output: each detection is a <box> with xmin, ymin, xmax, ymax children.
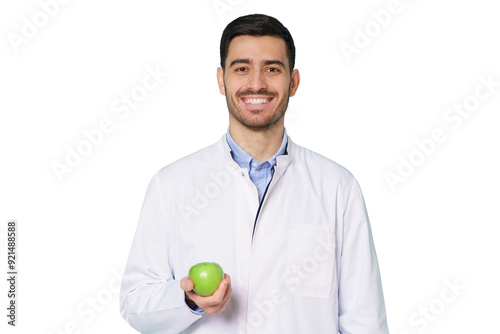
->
<box><xmin>244</xmin><ymin>98</ymin><xmax>270</xmax><ymax>105</ymax></box>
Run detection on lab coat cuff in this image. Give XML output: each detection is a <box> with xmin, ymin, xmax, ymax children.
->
<box><xmin>185</xmin><ymin>300</ymin><xmax>205</xmax><ymax>315</ymax></box>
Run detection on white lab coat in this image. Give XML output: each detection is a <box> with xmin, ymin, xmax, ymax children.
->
<box><xmin>120</xmin><ymin>134</ymin><xmax>389</xmax><ymax>334</ymax></box>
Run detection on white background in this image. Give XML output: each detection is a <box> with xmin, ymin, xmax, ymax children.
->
<box><xmin>1</xmin><ymin>0</ymin><xmax>499</xmax><ymax>333</ymax></box>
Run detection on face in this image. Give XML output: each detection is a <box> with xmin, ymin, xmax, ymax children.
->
<box><xmin>217</xmin><ymin>35</ymin><xmax>300</xmax><ymax>131</ymax></box>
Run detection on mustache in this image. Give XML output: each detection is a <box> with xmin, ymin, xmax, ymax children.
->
<box><xmin>236</xmin><ymin>89</ymin><xmax>277</xmax><ymax>98</ymax></box>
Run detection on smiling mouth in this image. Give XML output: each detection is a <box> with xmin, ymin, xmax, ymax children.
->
<box><xmin>241</xmin><ymin>97</ymin><xmax>274</xmax><ymax>105</ymax></box>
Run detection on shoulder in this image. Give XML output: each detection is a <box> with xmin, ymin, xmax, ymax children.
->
<box><xmin>151</xmin><ymin>135</ymin><xmax>228</xmax><ymax>184</ymax></box>
<box><xmin>287</xmin><ymin>138</ymin><xmax>363</xmax><ymax>210</ymax></box>
<box><xmin>289</xmin><ymin>139</ymin><xmax>354</xmax><ymax>182</ymax></box>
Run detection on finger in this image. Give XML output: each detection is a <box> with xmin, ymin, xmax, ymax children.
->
<box><xmin>220</xmin><ymin>285</ymin><xmax>232</xmax><ymax>306</ymax></box>
<box><xmin>214</xmin><ymin>286</ymin><xmax>232</xmax><ymax>314</ymax></box>
<box><xmin>210</xmin><ymin>275</ymin><xmax>231</xmax><ymax>305</ymax></box>
<box><xmin>212</xmin><ymin>278</ymin><xmax>232</xmax><ymax>314</ymax></box>
<box><xmin>180</xmin><ymin>276</ymin><xmax>194</xmax><ymax>292</ymax></box>
<box><xmin>210</xmin><ymin>278</ymin><xmax>228</xmax><ymax>301</ymax></box>
<box><xmin>200</xmin><ymin>280</ymin><xmax>228</xmax><ymax>310</ymax></box>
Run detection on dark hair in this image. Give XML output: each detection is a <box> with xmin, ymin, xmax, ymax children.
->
<box><xmin>220</xmin><ymin>14</ymin><xmax>296</xmax><ymax>73</ymax></box>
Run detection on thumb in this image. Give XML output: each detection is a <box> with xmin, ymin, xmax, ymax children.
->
<box><xmin>181</xmin><ymin>277</ymin><xmax>194</xmax><ymax>292</ymax></box>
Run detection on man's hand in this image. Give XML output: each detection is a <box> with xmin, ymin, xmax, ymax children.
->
<box><xmin>180</xmin><ymin>273</ymin><xmax>232</xmax><ymax>314</ymax></box>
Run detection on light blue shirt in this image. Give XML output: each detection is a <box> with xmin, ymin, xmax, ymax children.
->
<box><xmin>226</xmin><ymin>128</ymin><xmax>288</xmax><ymax>203</ymax></box>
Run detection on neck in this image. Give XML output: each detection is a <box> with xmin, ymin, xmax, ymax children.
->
<box><xmin>228</xmin><ymin>119</ymin><xmax>285</xmax><ymax>162</ymax></box>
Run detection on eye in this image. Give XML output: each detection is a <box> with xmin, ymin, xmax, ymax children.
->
<box><xmin>235</xmin><ymin>67</ymin><xmax>248</xmax><ymax>72</ymax></box>
<box><xmin>267</xmin><ymin>67</ymin><xmax>280</xmax><ymax>73</ymax></box>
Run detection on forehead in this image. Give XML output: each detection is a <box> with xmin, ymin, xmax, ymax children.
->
<box><xmin>226</xmin><ymin>35</ymin><xmax>288</xmax><ymax>67</ymax></box>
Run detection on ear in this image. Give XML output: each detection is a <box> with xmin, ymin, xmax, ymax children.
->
<box><xmin>289</xmin><ymin>69</ymin><xmax>300</xmax><ymax>97</ymax></box>
<box><xmin>217</xmin><ymin>67</ymin><xmax>226</xmax><ymax>96</ymax></box>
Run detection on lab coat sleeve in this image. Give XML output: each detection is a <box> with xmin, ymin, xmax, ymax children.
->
<box><xmin>120</xmin><ymin>173</ymin><xmax>202</xmax><ymax>334</ymax></box>
<box><xmin>338</xmin><ymin>178</ymin><xmax>389</xmax><ymax>334</ymax></box>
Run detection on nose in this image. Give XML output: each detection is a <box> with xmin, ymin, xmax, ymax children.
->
<box><xmin>247</xmin><ymin>70</ymin><xmax>268</xmax><ymax>92</ymax></box>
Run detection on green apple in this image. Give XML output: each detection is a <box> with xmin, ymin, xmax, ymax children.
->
<box><xmin>188</xmin><ymin>262</ymin><xmax>224</xmax><ymax>297</ymax></box>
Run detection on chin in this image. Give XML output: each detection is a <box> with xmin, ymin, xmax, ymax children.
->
<box><xmin>242</xmin><ymin>115</ymin><xmax>284</xmax><ymax>130</ymax></box>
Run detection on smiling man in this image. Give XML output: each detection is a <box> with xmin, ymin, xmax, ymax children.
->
<box><xmin>120</xmin><ymin>14</ymin><xmax>389</xmax><ymax>333</ymax></box>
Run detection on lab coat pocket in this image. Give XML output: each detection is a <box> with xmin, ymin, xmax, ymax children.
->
<box><xmin>286</xmin><ymin>224</ymin><xmax>336</xmax><ymax>300</ymax></box>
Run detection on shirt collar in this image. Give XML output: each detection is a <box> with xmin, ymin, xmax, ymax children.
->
<box><xmin>225</xmin><ymin>127</ymin><xmax>288</xmax><ymax>169</ymax></box>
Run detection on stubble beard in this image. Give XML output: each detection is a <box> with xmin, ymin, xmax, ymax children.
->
<box><xmin>224</xmin><ymin>82</ymin><xmax>290</xmax><ymax>132</ymax></box>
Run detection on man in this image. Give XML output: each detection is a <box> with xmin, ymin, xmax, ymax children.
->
<box><xmin>120</xmin><ymin>14</ymin><xmax>389</xmax><ymax>333</ymax></box>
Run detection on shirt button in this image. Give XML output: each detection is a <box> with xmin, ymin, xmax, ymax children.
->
<box><xmin>252</xmin><ymin>162</ymin><xmax>258</xmax><ymax>167</ymax></box>
<box><xmin>241</xmin><ymin>172</ymin><xmax>245</xmax><ymax>177</ymax></box>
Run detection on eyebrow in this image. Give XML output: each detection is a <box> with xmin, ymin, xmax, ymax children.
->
<box><xmin>264</xmin><ymin>59</ymin><xmax>286</xmax><ymax>68</ymax></box>
<box><xmin>229</xmin><ymin>58</ymin><xmax>286</xmax><ymax>69</ymax></box>
<box><xmin>229</xmin><ymin>58</ymin><xmax>251</xmax><ymax>68</ymax></box>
